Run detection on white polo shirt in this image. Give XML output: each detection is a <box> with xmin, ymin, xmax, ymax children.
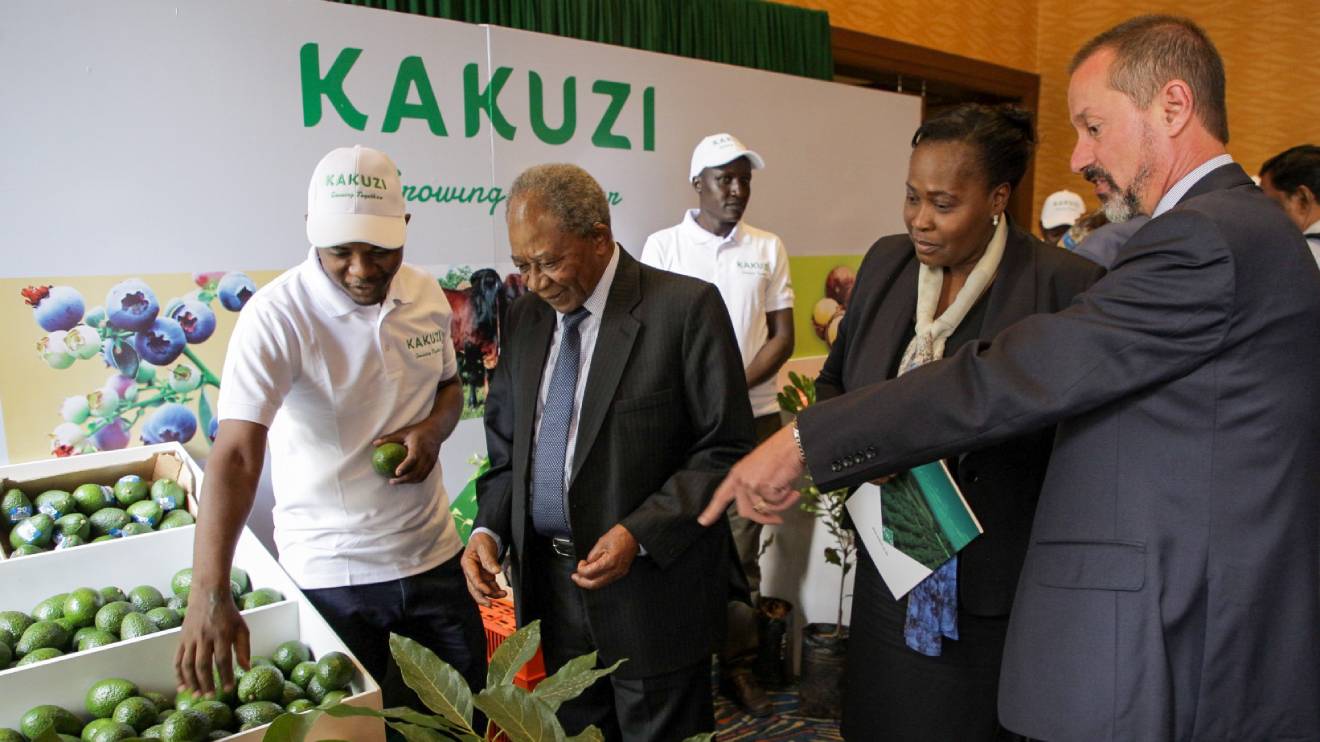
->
<box><xmin>641</xmin><ymin>210</ymin><xmax>794</xmax><ymax>416</ymax></box>
<box><xmin>217</xmin><ymin>248</ymin><xmax>463</xmax><ymax>589</ymax></box>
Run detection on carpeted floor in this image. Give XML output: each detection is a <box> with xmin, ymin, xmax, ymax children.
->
<box><xmin>712</xmin><ymin>674</ymin><xmax>843</xmax><ymax>741</ymax></box>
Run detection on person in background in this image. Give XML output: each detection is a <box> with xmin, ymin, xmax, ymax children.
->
<box><xmin>1039</xmin><ymin>189</ymin><xmax>1086</xmax><ymax>244</ymax></box>
<box><xmin>818</xmin><ymin>104</ymin><xmax>1100</xmax><ymax>740</ymax></box>
<box><xmin>175</xmin><ymin>145</ymin><xmax>486</xmax><ymax>706</ymax></box>
<box><xmin>463</xmin><ymin>164</ymin><xmax>754</xmax><ymax>741</ymax></box>
<box><xmin>640</xmin><ymin>132</ymin><xmax>794</xmax><ymax>717</ymax></box>
<box><xmin>706</xmin><ymin>15</ymin><xmax>1320</xmax><ymax>741</ymax></box>
<box><xmin>1260</xmin><ymin>144</ymin><xmax>1320</xmax><ymax>267</ymax></box>
<box><xmin>1062</xmin><ymin>207</ymin><xmax>1150</xmax><ymax>268</ymax></box>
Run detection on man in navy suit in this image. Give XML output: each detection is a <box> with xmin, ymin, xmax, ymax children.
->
<box><xmin>705</xmin><ymin>15</ymin><xmax>1320</xmax><ymax>741</ymax></box>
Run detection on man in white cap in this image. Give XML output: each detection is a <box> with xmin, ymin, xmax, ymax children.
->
<box><xmin>1040</xmin><ymin>189</ymin><xmax>1086</xmax><ymax>244</ymax></box>
<box><xmin>175</xmin><ymin>145</ymin><xmax>486</xmax><ymax>708</ymax></box>
<box><xmin>641</xmin><ymin>133</ymin><xmax>794</xmax><ymax>717</ymax></box>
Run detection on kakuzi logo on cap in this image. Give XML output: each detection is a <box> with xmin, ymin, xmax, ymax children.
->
<box><xmin>324</xmin><ymin>172</ymin><xmax>390</xmax><ymax>190</ymax></box>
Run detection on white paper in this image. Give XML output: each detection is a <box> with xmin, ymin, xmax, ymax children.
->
<box><xmin>846</xmin><ymin>482</ymin><xmax>934</xmax><ymax>600</ymax></box>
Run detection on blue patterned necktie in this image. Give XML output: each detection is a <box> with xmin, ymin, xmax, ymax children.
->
<box><xmin>531</xmin><ymin>307</ymin><xmax>590</xmax><ymax>539</ymax></box>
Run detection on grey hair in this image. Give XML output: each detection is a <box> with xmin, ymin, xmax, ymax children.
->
<box><xmin>1071</xmin><ymin>15</ymin><xmax>1229</xmax><ymax>143</ymax></box>
<box><xmin>507</xmin><ymin>164</ymin><xmax>611</xmax><ymax>237</ymax></box>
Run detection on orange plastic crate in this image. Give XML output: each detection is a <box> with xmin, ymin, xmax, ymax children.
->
<box><xmin>480</xmin><ymin>597</ymin><xmax>547</xmax><ymax>690</ymax></box>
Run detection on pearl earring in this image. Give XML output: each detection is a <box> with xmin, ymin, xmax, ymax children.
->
<box><xmin>992</xmin><ymin>213</ymin><xmax>1000</xmax><ymax>227</ymax></box>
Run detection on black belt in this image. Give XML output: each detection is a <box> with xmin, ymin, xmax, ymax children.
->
<box><xmin>548</xmin><ymin>536</ymin><xmax>576</xmax><ymax>559</ymax></box>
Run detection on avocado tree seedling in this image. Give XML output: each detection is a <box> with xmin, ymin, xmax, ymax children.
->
<box><xmin>262</xmin><ymin>620</ymin><xmax>715</xmax><ymax>742</ymax></box>
<box><xmin>778</xmin><ymin>371</ymin><xmax>855</xmax><ymax>639</ymax></box>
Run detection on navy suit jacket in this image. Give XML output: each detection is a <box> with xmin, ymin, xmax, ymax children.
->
<box><xmin>799</xmin><ymin>163</ymin><xmax>1320</xmax><ymax>740</ymax></box>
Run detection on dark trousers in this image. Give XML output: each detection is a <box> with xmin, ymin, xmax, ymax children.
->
<box><xmin>721</xmin><ymin>412</ymin><xmax>783</xmax><ymax>665</ymax></box>
<box><xmin>302</xmin><ymin>552</ymin><xmax>488</xmax><ymax>711</ymax></box>
<box><xmin>533</xmin><ymin>537</ymin><xmax>713</xmax><ymax>742</ymax></box>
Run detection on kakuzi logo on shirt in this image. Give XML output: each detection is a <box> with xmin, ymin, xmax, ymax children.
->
<box><xmin>737</xmin><ymin>260</ymin><xmax>770</xmax><ymax>275</ymax></box>
<box><xmin>407</xmin><ymin>328</ymin><xmax>445</xmax><ymax>359</ymax></box>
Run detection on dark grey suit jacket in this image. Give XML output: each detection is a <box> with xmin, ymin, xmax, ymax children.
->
<box><xmin>816</xmin><ymin>225</ymin><xmax>1102</xmax><ymax>616</ymax></box>
<box><xmin>798</xmin><ymin>164</ymin><xmax>1320</xmax><ymax>740</ymax></box>
<box><xmin>476</xmin><ymin>249</ymin><xmax>755</xmax><ymax>679</ymax></box>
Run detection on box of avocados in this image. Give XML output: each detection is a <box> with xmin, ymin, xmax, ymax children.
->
<box><xmin>0</xmin><ymin>516</ymin><xmax>385</xmax><ymax>739</ymax></box>
<box><xmin>0</xmin><ymin>442</ymin><xmax>202</xmax><ymax>560</ymax></box>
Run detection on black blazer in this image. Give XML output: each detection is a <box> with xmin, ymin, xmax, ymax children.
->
<box><xmin>816</xmin><ymin>225</ymin><xmax>1102</xmax><ymax>615</ymax></box>
<box><xmin>475</xmin><ymin>249</ymin><xmax>755</xmax><ymax>679</ymax></box>
<box><xmin>799</xmin><ymin>164</ymin><xmax>1320</xmax><ymax>740</ymax></box>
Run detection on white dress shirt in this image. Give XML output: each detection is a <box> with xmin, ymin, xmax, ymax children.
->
<box><xmin>472</xmin><ymin>245</ymin><xmax>620</xmax><ymax>552</ymax></box>
<box><xmin>532</xmin><ymin>245</ymin><xmax>621</xmax><ymax>494</ymax></box>
<box><xmin>1153</xmin><ymin>154</ymin><xmax>1235</xmax><ymax>218</ymax></box>
<box><xmin>1304</xmin><ymin>219</ymin><xmax>1320</xmax><ymax>269</ymax></box>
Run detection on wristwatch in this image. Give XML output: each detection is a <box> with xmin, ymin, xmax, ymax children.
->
<box><xmin>791</xmin><ymin>420</ymin><xmax>807</xmax><ymax>465</ymax></box>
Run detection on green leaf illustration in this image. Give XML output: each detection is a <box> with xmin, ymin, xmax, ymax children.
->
<box><xmin>530</xmin><ymin>652</ymin><xmax>625</xmax><ymax>713</ymax></box>
<box><xmin>488</xmin><ymin>619</ymin><xmax>542</xmax><ymax>688</ymax></box>
<box><xmin>474</xmin><ymin>684</ymin><xmax>566</xmax><ymax>742</ymax></box>
<box><xmin>198</xmin><ymin>387</ymin><xmax>214</xmax><ymax>445</ymax></box>
<box><xmin>389</xmin><ymin>633</ymin><xmax>475</xmax><ymax>730</ymax></box>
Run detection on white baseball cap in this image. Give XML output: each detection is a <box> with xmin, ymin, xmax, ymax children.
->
<box><xmin>1041</xmin><ymin>190</ymin><xmax>1086</xmax><ymax>229</ymax></box>
<box><xmin>306</xmin><ymin>145</ymin><xmax>406</xmax><ymax>249</ymax></box>
<box><xmin>689</xmin><ymin>133</ymin><xmax>765</xmax><ymax>181</ymax></box>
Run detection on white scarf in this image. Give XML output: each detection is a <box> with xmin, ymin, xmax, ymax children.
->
<box><xmin>898</xmin><ymin>217</ymin><xmax>1007</xmax><ymax>372</ymax></box>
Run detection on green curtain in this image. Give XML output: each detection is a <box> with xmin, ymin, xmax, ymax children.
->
<box><xmin>331</xmin><ymin>0</ymin><xmax>833</xmax><ymax>80</ymax></box>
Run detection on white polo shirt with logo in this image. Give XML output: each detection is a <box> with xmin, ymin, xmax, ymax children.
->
<box><xmin>217</xmin><ymin>248</ymin><xmax>463</xmax><ymax>589</ymax></box>
<box><xmin>641</xmin><ymin>209</ymin><xmax>794</xmax><ymax>417</ymax></box>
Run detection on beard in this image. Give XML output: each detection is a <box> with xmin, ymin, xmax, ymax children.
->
<box><xmin>1084</xmin><ymin>124</ymin><xmax>1157</xmax><ymax>223</ymax></box>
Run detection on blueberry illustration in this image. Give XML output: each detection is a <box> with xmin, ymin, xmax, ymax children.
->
<box><xmin>105</xmin><ymin>279</ymin><xmax>160</xmax><ymax>331</ymax></box>
<box><xmin>217</xmin><ymin>272</ymin><xmax>256</xmax><ymax>311</ymax></box>
<box><xmin>86</xmin><ymin>387</ymin><xmax>120</xmax><ymax>417</ymax></box>
<box><xmin>105</xmin><ymin>373</ymin><xmax>139</xmax><ymax>403</ymax></box>
<box><xmin>37</xmin><ymin>331</ymin><xmax>75</xmax><ymax>369</ymax></box>
<box><xmin>168</xmin><ymin>299</ymin><xmax>216</xmax><ymax>344</ymax></box>
<box><xmin>91</xmin><ymin>417</ymin><xmax>131</xmax><ymax>451</ymax></box>
<box><xmin>135</xmin><ymin>360</ymin><xmax>158</xmax><ymax>384</ymax></box>
<box><xmin>169</xmin><ymin>363</ymin><xmax>203</xmax><ymax>393</ymax></box>
<box><xmin>133</xmin><ymin>317</ymin><xmax>186</xmax><ymax>366</ymax></box>
<box><xmin>63</xmin><ymin>324</ymin><xmax>102</xmax><ymax>360</ymax></box>
<box><xmin>84</xmin><ymin>305</ymin><xmax>106</xmax><ymax>329</ymax></box>
<box><xmin>193</xmin><ymin>271</ymin><xmax>226</xmax><ymax>290</ymax></box>
<box><xmin>23</xmin><ymin>285</ymin><xmax>85</xmax><ymax>332</ymax></box>
<box><xmin>60</xmin><ymin>395</ymin><xmax>90</xmax><ymax>424</ymax></box>
<box><xmin>51</xmin><ymin>422</ymin><xmax>86</xmax><ymax>449</ymax></box>
<box><xmin>141</xmin><ymin>403</ymin><xmax>197</xmax><ymax>444</ymax></box>
<box><xmin>206</xmin><ymin>415</ymin><xmax>218</xmax><ymax>443</ymax></box>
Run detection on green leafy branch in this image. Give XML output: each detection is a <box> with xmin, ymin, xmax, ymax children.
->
<box><xmin>261</xmin><ymin>621</ymin><xmax>714</xmax><ymax>742</ymax></box>
<box><xmin>779</xmin><ymin>373</ymin><xmax>855</xmax><ymax>638</ymax></box>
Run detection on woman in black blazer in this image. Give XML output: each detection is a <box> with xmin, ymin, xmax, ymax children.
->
<box><xmin>820</xmin><ymin>104</ymin><xmax>1102</xmax><ymax>740</ymax></box>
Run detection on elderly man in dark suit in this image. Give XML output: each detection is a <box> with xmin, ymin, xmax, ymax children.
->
<box><xmin>463</xmin><ymin>163</ymin><xmax>754</xmax><ymax>740</ymax></box>
<box><xmin>704</xmin><ymin>15</ymin><xmax>1320</xmax><ymax>742</ymax></box>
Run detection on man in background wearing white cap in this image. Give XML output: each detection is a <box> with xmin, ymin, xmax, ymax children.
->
<box><xmin>1040</xmin><ymin>189</ymin><xmax>1086</xmax><ymax>245</ymax></box>
<box><xmin>641</xmin><ymin>133</ymin><xmax>794</xmax><ymax>717</ymax></box>
<box><xmin>175</xmin><ymin>145</ymin><xmax>487</xmax><ymax>708</ymax></box>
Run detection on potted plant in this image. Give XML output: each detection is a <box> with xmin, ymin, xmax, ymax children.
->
<box><xmin>777</xmin><ymin>372</ymin><xmax>854</xmax><ymax>719</ymax></box>
<box><xmin>262</xmin><ymin>620</ymin><xmax>714</xmax><ymax>742</ymax></box>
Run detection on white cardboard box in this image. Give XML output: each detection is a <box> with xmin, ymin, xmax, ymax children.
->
<box><xmin>1</xmin><ymin>442</ymin><xmax>202</xmax><ymax>561</ymax></box>
<box><xmin>0</xmin><ymin>448</ymin><xmax>385</xmax><ymax>740</ymax></box>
